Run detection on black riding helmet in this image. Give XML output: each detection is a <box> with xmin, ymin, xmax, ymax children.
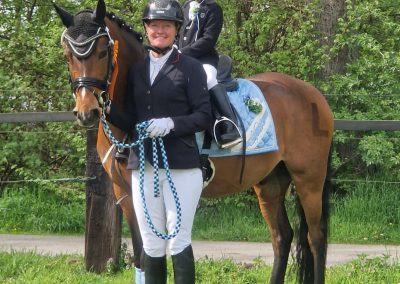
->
<box><xmin>142</xmin><ymin>0</ymin><xmax>184</xmax><ymax>54</ymax></box>
<box><xmin>142</xmin><ymin>0</ymin><xmax>184</xmax><ymax>25</ymax></box>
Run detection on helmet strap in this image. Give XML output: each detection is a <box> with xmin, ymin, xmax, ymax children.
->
<box><xmin>145</xmin><ymin>45</ymin><xmax>172</xmax><ymax>55</ymax></box>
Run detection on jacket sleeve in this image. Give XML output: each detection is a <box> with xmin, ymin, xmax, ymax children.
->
<box><xmin>105</xmin><ymin>67</ymin><xmax>137</xmax><ymax>133</ymax></box>
<box><xmin>170</xmin><ymin>59</ymin><xmax>212</xmax><ymax>136</ymax></box>
<box><xmin>180</xmin><ymin>4</ymin><xmax>223</xmax><ymax>59</ymax></box>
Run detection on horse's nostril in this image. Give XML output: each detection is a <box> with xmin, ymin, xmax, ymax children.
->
<box><xmin>73</xmin><ymin>110</ymin><xmax>78</xmax><ymax>117</ymax></box>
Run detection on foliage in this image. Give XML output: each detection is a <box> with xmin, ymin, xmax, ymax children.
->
<box><xmin>323</xmin><ymin>0</ymin><xmax>400</xmax><ymax>180</ymax></box>
<box><xmin>0</xmin><ymin>0</ymin><xmax>87</xmax><ymax>192</ymax></box>
<box><xmin>217</xmin><ymin>0</ymin><xmax>328</xmax><ymax>80</ymax></box>
<box><xmin>214</xmin><ymin>0</ymin><xmax>400</xmax><ymax>183</ymax></box>
<box><xmin>0</xmin><ymin>0</ymin><xmax>399</xmax><ymax>209</ymax></box>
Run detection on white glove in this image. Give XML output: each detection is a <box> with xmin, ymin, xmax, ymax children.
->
<box><xmin>146</xmin><ymin>118</ymin><xmax>174</xmax><ymax>138</ymax></box>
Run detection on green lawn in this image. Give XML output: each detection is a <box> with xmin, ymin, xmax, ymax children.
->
<box><xmin>0</xmin><ymin>251</ymin><xmax>399</xmax><ymax>284</ymax></box>
<box><xmin>1</xmin><ymin>181</ymin><xmax>399</xmax><ymax>244</ymax></box>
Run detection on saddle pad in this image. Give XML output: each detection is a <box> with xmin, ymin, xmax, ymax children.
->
<box><xmin>197</xmin><ymin>78</ymin><xmax>278</xmax><ymax>157</ymax></box>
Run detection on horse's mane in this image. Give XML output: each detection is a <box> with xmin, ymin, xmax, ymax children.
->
<box><xmin>106</xmin><ymin>12</ymin><xmax>143</xmax><ymax>43</ymax></box>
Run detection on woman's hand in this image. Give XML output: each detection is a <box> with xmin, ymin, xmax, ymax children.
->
<box><xmin>146</xmin><ymin>118</ymin><xmax>175</xmax><ymax>138</ymax></box>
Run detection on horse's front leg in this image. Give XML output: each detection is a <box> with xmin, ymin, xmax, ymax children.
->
<box><xmin>113</xmin><ymin>184</ymin><xmax>143</xmax><ymax>268</ymax></box>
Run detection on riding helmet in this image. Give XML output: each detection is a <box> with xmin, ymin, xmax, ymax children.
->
<box><xmin>142</xmin><ymin>0</ymin><xmax>184</xmax><ymax>24</ymax></box>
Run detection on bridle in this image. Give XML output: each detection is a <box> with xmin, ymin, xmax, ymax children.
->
<box><xmin>62</xmin><ymin>25</ymin><xmax>119</xmax><ymax>109</ymax></box>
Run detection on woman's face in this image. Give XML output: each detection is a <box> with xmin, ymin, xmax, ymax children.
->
<box><xmin>145</xmin><ymin>20</ymin><xmax>177</xmax><ymax>50</ymax></box>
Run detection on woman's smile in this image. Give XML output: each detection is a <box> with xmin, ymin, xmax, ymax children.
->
<box><xmin>145</xmin><ymin>20</ymin><xmax>177</xmax><ymax>50</ymax></box>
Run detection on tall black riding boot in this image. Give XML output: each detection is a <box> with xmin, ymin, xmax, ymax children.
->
<box><xmin>142</xmin><ymin>251</ymin><xmax>167</xmax><ymax>284</ymax></box>
<box><xmin>209</xmin><ymin>84</ymin><xmax>242</xmax><ymax>148</ymax></box>
<box><xmin>172</xmin><ymin>245</ymin><xmax>195</xmax><ymax>284</ymax></box>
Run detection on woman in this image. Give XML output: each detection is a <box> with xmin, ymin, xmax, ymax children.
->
<box><xmin>178</xmin><ymin>0</ymin><xmax>242</xmax><ymax>148</ymax></box>
<box><xmin>107</xmin><ymin>0</ymin><xmax>212</xmax><ymax>283</ymax></box>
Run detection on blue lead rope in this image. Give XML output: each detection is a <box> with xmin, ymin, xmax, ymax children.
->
<box><xmin>101</xmin><ymin>116</ymin><xmax>181</xmax><ymax>240</ymax></box>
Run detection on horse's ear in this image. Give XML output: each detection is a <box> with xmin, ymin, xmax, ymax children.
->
<box><xmin>54</xmin><ymin>3</ymin><xmax>74</xmax><ymax>28</ymax></box>
<box><xmin>92</xmin><ymin>0</ymin><xmax>106</xmax><ymax>24</ymax></box>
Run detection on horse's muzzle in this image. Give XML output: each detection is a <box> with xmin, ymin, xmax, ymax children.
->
<box><xmin>73</xmin><ymin>108</ymin><xmax>100</xmax><ymax>128</ymax></box>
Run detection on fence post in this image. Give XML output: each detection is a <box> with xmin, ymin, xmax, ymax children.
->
<box><xmin>84</xmin><ymin>127</ymin><xmax>122</xmax><ymax>272</ymax></box>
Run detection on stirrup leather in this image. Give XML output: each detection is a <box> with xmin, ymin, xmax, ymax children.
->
<box><xmin>213</xmin><ymin>117</ymin><xmax>242</xmax><ymax>149</ymax></box>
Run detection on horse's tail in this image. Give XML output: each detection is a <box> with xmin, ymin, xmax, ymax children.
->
<box><xmin>295</xmin><ymin>148</ymin><xmax>332</xmax><ymax>283</ymax></box>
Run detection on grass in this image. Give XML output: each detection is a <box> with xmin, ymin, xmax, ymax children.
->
<box><xmin>193</xmin><ymin>194</ymin><xmax>269</xmax><ymax>242</ymax></box>
<box><xmin>0</xmin><ymin>185</ymin><xmax>85</xmax><ymax>235</ymax></box>
<box><xmin>192</xmin><ymin>181</ymin><xmax>400</xmax><ymax>244</ymax></box>
<box><xmin>0</xmin><ymin>179</ymin><xmax>399</xmax><ymax>244</ymax></box>
<box><xmin>1</xmin><ymin>180</ymin><xmax>399</xmax><ymax>282</ymax></box>
<box><xmin>329</xmin><ymin>181</ymin><xmax>400</xmax><ymax>244</ymax></box>
<box><xmin>0</xmin><ymin>251</ymin><xmax>399</xmax><ymax>284</ymax></box>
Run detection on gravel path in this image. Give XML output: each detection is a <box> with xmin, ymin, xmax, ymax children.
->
<box><xmin>1</xmin><ymin>234</ymin><xmax>399</xmax><ymax>266</ymax></box>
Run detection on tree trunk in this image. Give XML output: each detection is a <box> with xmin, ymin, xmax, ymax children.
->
<box><xmin>84</xmin><ymin>127</ymin><xmax>122</xmax><ymax>273</ymax></box>
<box><xmin>313</xmin><ymin>0</ymin><xmax>347</xmax><ymax>78</ymax></box>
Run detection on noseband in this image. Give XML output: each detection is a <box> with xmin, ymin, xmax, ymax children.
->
<box><xmin>62</xmin><ymin>26</ymin><xmax>118</xmax><ymax>108</ymax></box>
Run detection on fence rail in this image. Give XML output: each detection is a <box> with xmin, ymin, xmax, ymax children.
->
<box><xmin>1</xmin><ymin>112</ymin><xmax>400</xmax><ymax>131</ymax></box>
<box><xmin>0</xmin><ymin>111</ymin><xmax>74</xmax><ymax>123</ymax></box>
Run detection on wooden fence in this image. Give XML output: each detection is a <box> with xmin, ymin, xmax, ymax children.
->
<box><xmin>1</xmin><ymin>111</ymin><xmax>400</xmax><ymax>130</ymax></box>
<box><xmin>1</xmin><ymin>111</ymin><xmax>399</xmax><ymax>272</ymax></box>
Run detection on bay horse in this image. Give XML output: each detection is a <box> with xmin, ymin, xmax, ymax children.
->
<box><xmin>55</xmin><ymin>1</ymin><xmax>333</xmax><ymax>283</ymax></box>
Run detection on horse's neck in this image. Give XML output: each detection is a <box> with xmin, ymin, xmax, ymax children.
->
<box><xmin>96</xmin><ymin>19</ymin><xmax>144</xmax><ymax>162</ymax></box>
<box><xmin>106</xmin><ymin>19</ymin><xmax>144</xmax><ymax>108</ymax></box>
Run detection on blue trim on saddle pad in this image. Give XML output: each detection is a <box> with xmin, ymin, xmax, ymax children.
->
<box><xmin>197</xmin><ymin>78</ymin><xmax>278</xmax><ymax>157</ymax></box>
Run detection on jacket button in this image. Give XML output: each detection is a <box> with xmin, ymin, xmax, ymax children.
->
<box><xmin>146</xmin><ymin>90</ymin><xmax>150</xmax><ymax>94</ymax></box>
<box><xmin>147</xmin><ymin>105</ymin><xmax>151</xmax><ymax>110</ymax></box>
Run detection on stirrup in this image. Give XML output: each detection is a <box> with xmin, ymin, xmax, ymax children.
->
<box><xmin>220</xmin><ymin>137</ymin><xmax>242</xmax><ymax>149</ymax></box>
<box><xmin>213</xmin><ymin>117</ymin><xmax>242</xmax><ymax>149</ymax></box>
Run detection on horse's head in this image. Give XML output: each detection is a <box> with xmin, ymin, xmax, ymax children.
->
<box><xmin>55</xmin><ymin>0</ymin><xmax>113</xmax><ymax>128</ymax></box>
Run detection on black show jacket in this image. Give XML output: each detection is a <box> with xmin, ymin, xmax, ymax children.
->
<box><xmin>178</xmin><ymin>0</ymin><xmax>223</xmax><ymax>67</ymax></box>
<box><xmin>107</xmin><ymin>48</ymin><xmax>212</xmax><ymax>169</ymax></box>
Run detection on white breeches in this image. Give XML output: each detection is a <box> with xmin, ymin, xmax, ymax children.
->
<box><xmin>202</xmin><ymin>64</ymin><xmax>218</xmax><ymax>90</ymax></box>
<box><xmin>131</xmin><ymin>162</ymin><xmax>203</xmax><ymax>257</ymax></box>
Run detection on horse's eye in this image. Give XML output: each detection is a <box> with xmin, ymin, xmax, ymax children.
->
<box><xmin>98</xmin><ymin>50</ymin><xmax>108</xmax><ymax>59</ymax></box>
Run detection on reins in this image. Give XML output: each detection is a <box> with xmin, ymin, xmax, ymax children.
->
<box><xmin>101</xmin><ymin>117</ymin><xmax>182</xmax><ymax>240</ymax></box>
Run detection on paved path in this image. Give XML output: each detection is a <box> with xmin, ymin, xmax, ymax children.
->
<box><xmin>0</xmin><ymin>234</ymin><xmax>399</xmax><ymax>266</ymax></box>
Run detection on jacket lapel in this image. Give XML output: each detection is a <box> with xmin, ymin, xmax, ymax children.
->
<box><xmin>152</xmin><ymin>49</ymin><xmax>180</xmax><ymax>87</ymax></box>
<box><xmin>138</xmin><ymin>57</ymin><xmax>151</xmax><ymax>87</ymax></box>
